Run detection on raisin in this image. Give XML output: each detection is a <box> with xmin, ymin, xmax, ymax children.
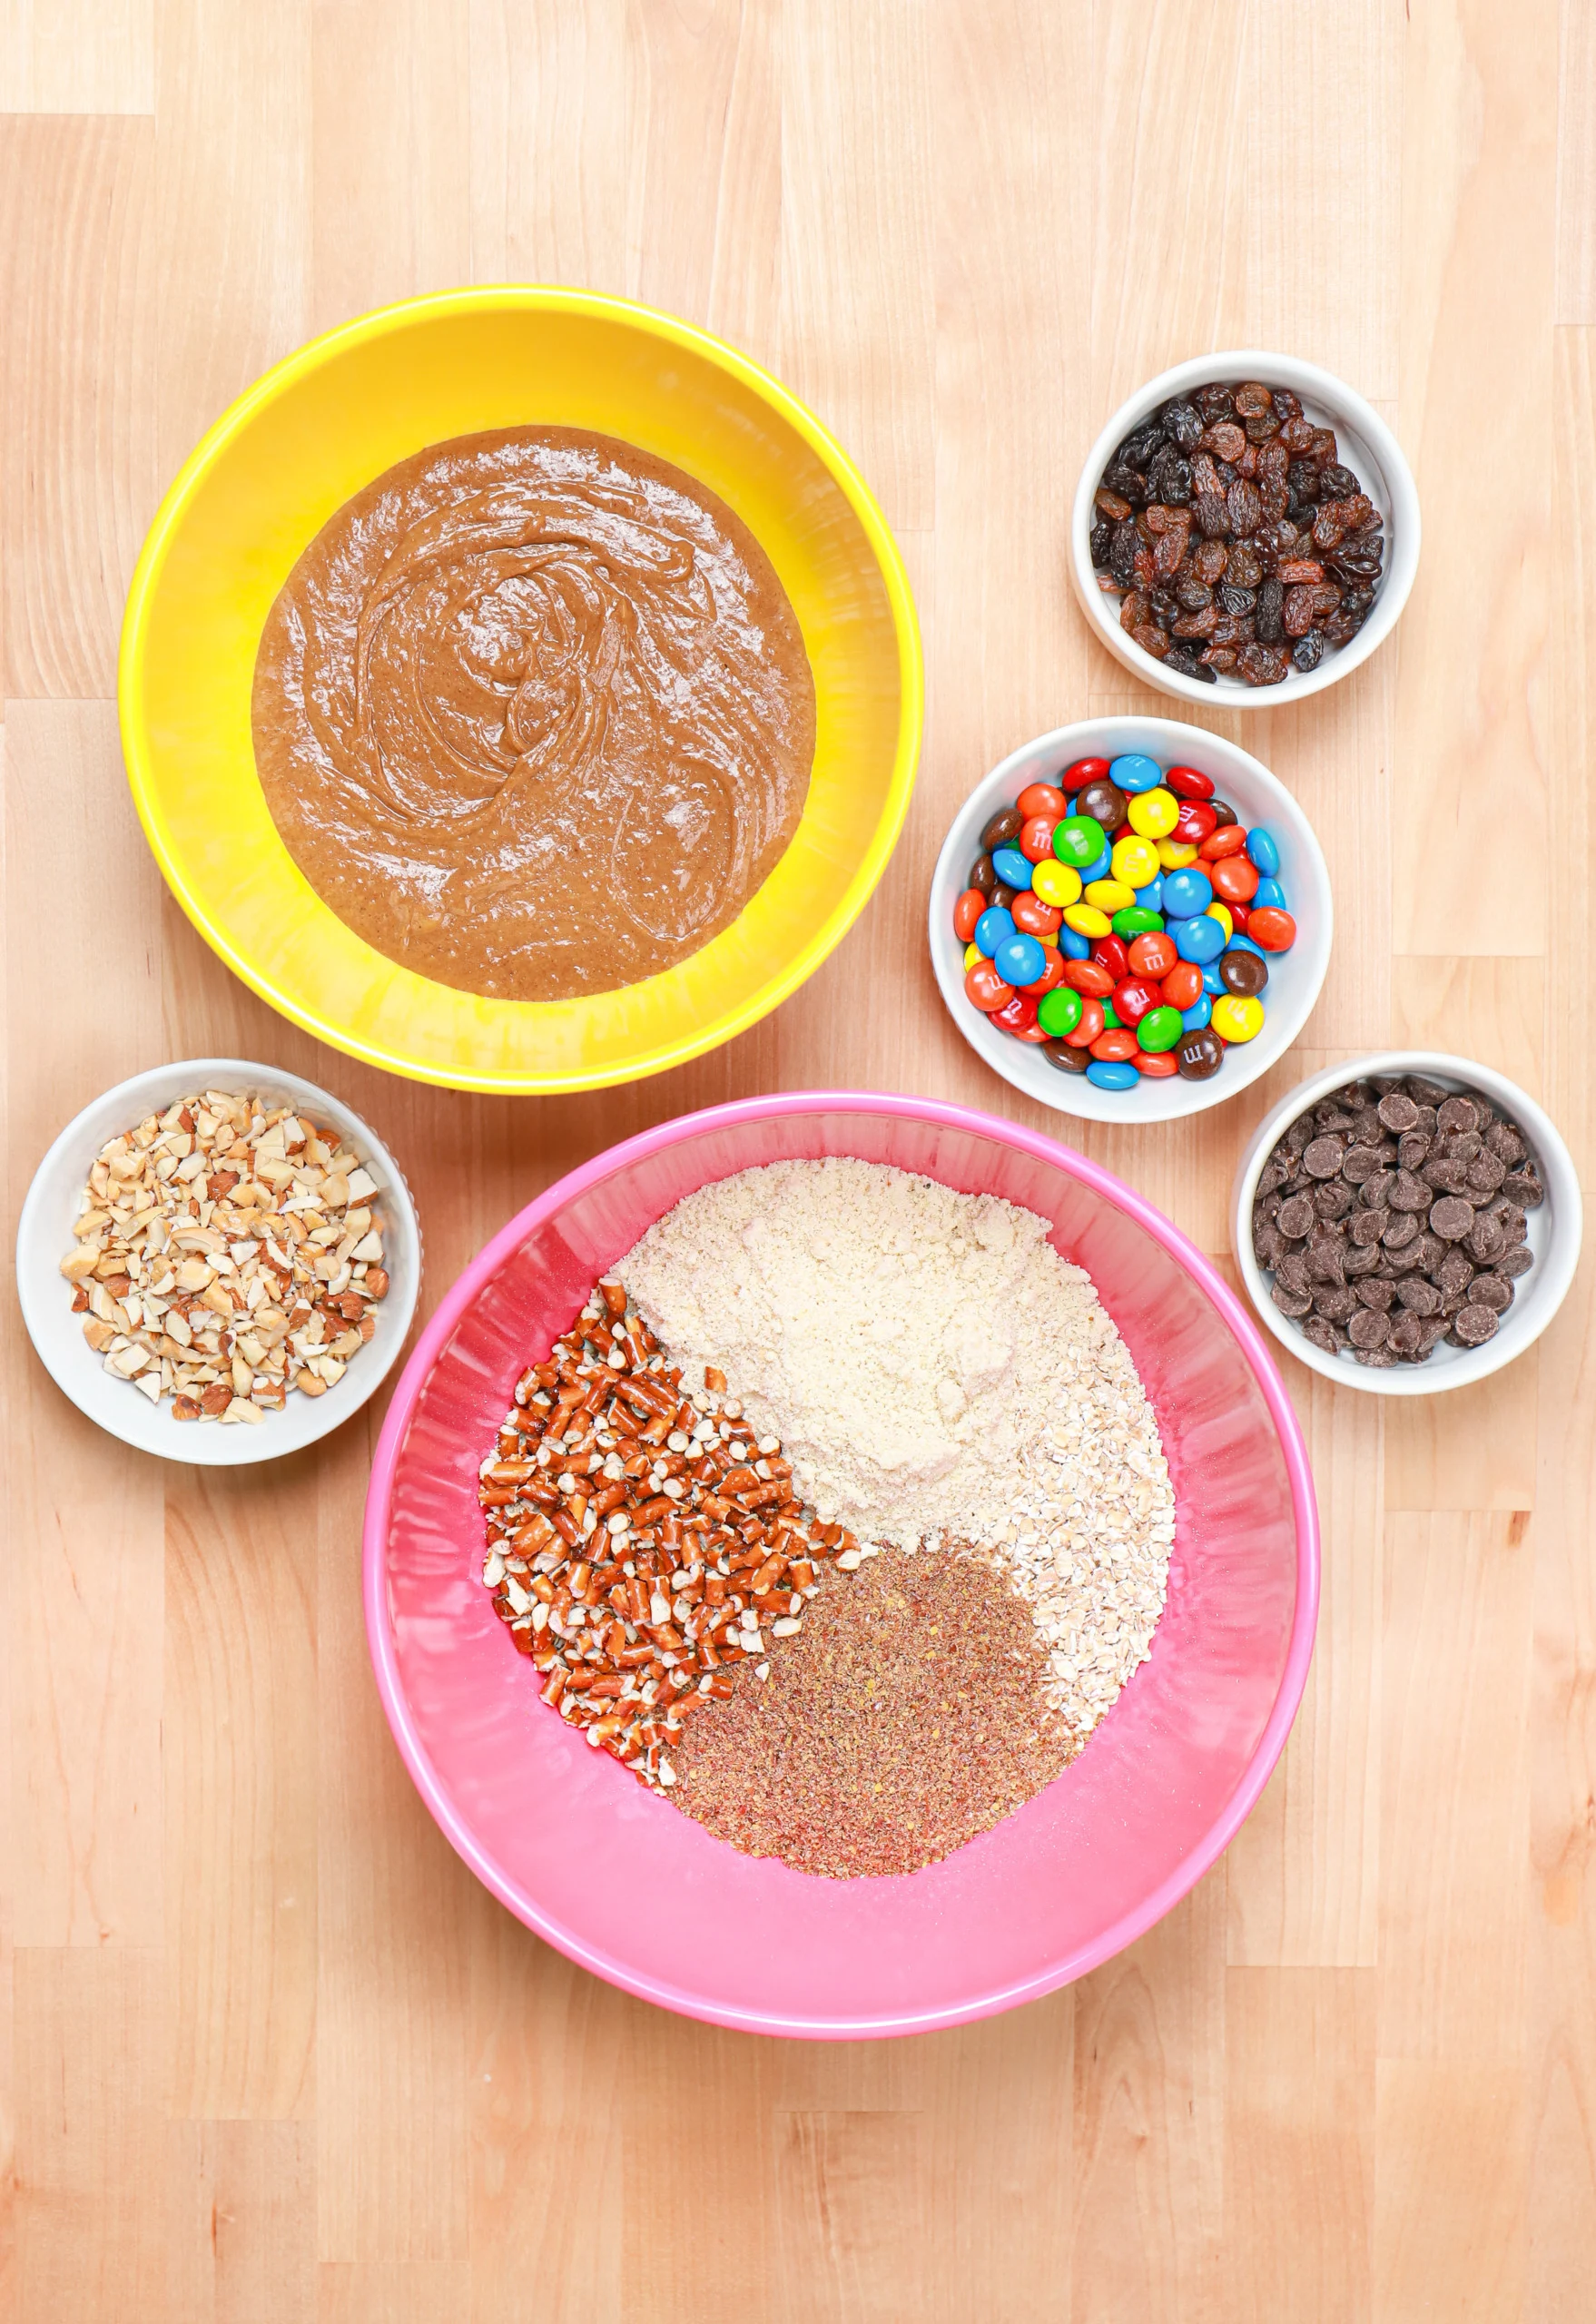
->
<box><xmin>1130</xmin><ymin>622</ymin><xmax>1171</xmax><ymax>659</ymax></box>
<box><xmin>1089</xmin><ymin>522</ymin><xmax>1111</xmax><ymax>568</ymax></box>
<box><xmin>1148</xmin><ymin>586</ymin><xmax>1178</xmax><ymax>624</ymax></box>
<box><xmin>1094</xmin><ymin>487</ymin><xmax>1133</xmax><ymax>522</ymax></box>
<box><xmin>1271</xmin><ymin>388</ymin><xmax>1303</xmax><ymax>422</ymax></box>
<box><xmin>1200</xmin><ymin>421</ymin><xmax>1246</xmax><ymax>463</ymax></box>
<box><xmin>1191</xmin><ymin>537</ymin><xmax>1228</xmax><ymax>583</ymax></box>
<box><xmin>1236</xmin><ymin>640</ymin><xmax>1290</xmax><ymax>685</ymax></box>
<box><xmin>1291</xmin><ymin>629</ymin><xmax>1325</xmax><ymax>673</ymax></box>
<box><xmin>1283</xmin><ymin>584</ymin><xmax>1319</xmax><ymax>636</ymax></box>
<box><xmin>1276</xmin><ymin>557</ymin><xmax>1325</xmax><ymax>585</ymax></box>
<box><xmin>1118</xmin><ymin>420</ymin><xmax>1167</xmax><ymax>468</ymax></box>
<box><xmin>1159</xmin><ymin>397</ymin><xmax>1204</xmax><ymax>449</ymax></box>
<box><xmin>1194</xmin><ymin>491</ymin><xmax>1229</xmax><ymax>538</ymax></box>
<box><xmin>1286</xmin><ymin>458</ymin><xmax>1321</xmax><ymax>505</ymax></box>
<box><xmin>1319</xmin><ymin>462</ymin><xmax>1361</xmax><ymax>498</ymax></box>
<box><xmin>1172</xmin><ymin>606</ymin><xmax>1219</xmax><ymax>638</ymax></box>
<box><xmin>1307</xmin><ymin>427</ymin><xmax>1338</xmax><ymax>467</ymax></box>
<box><xmin>1200</xmin><ymin>646</ymin><xmax>1237</xmax><ymax>671</ymax></box>
<box><xmin>1146</xmin><ymin>444</ymin><xmax>1193</xmax><ymax>505</ymax></box>
<box><xmin>1233</xmin><ymin>381</ymin><xmax>1273</xmax><ymax>419</ymax></box>
<box><xmin>1173</xmin><ymin>576</ymin><xmax>1213</xmax><ymax>612</ymax></box>
<box><xmin>1194</xmin><ymin>383</ymin><xmax>1235</xmax><ymax>425</ymax></box>
<box><xmin>1210</xmin><ymin>612</ymin><xmax>1256</xmax><ymax>646</ymax></box>
<box><xmin>1102</xmin><ymin>462</ymin><xmax>1147</xmax><ymax>506</ymax></box>
<box><xmin>1256</xmin><ymin>577</ymin><xmax>1285</xmax><ymax>643</ymax></box>
<box><xmin>1118</xmin><ymin>589</ymin><xmax>1149</xmax><ymax>634</ymax></box>
<box><xmin>1278</xmin><ymin>416</ymin><xmax>1316</xmax><ymax>452</ymax></box>
<box><xmin>1108</xmin><ymin>519</ymin><xmax>1139</xmax><ymax>586</ymax></box>
<box><xmin>1162</xmin><ymin>643</ymin><xmax>1216</xmax><ymax>681</ymax></box>
<box><xmin>1217</xmin><ymin>583</ymin><xmax>1256</xmax><ymax>615</ymax></box>
<box><xmin>1226</xmin><ymin>542</ymin><xmax>1263</xmax><ymax>589</ymax></box>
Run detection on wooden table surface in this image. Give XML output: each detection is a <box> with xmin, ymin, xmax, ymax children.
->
<box><xmin>4</xmin><ymin>4</ymin><xmax>1594</xmax><ymax>2318</ymax></box>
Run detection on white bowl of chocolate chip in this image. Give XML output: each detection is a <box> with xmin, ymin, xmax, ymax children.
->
<box><xmin>1230</xmin><ymin>1052</ymin><xmax>1581</xmax><ymax>1395</ymax></box>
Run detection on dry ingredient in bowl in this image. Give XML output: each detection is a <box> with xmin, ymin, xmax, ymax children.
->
<box><xmin>479</xmin><ymin>1160</ymin><xmax>1177</xmax><ymax>1874</ymax></box>
<box><xmin>59</xmin><ymin>1091</ymin><xmax>389</xmax><ymax>1422</ymax></box>
<box><xmin>1250</xmin><ymin>1073</ymin><xmax>1542</xmax><ymax>1366</ymax></box>
<box><xmin>674</xmin><ymin>1546</ymin><xmax>1068</xmax><ymax>1878</ymax></box>
<box><xmin>478</xmin><ymin>1281</ymin><xmax>857</xmax><ymax>1791</ymax></box>
<box><xmin>1089</xmin><ymin>379</ymin><xmax>1386</xmax><ymax>685</ymax></box>
<box><xmin>618</xmin><ymin>1157</ymin><xmax>1174</xmax><ymax>1746</ymax></box>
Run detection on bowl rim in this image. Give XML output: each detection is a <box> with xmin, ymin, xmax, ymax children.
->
<box><xmin>1069</xmin><ymin>347</ymin><xmax>1421</xmax><ymax>708</ymax></box>
<box><xmin>117</xmin><ymin>283</ymin><xmax>925</xmax><ymax>1095</ymax></box>
<box><xmin>927</xmin><ymin>714</ymin><xmax>1334</xmax><ymax>1124</ymax></box>
<box><xmin>362</xmin><ymin>1088</ymin><xmax>1322</xmax><ymax>2038</ymax></box>
<box><xmin>15</xmin><ymin>1054</ymin><xmax>422</xmax><ymax>1464</ymax></box>
<box><xmin>1228</xmin><ymin>1049</ymin><xmax>1584</xmax><ymax>1396</ymax></box>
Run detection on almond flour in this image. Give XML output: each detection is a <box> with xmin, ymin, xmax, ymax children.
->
<box><xmin>618</xmin><ymin>1158</ymin><xmax>1175</xmax><ymax>1752</ymax></box>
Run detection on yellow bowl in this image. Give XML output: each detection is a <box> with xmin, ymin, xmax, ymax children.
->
<box><xmin>120</xmin><ymin>288</ymin><xmax>922</xmax><ymax>1093</ymax></box>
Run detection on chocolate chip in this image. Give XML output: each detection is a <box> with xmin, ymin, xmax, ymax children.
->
<box><xmin>1436</xmin><ymin>1095</ymin><xmax>1480</xmax><ymax>1136</ymax></box>
<box><xmin>1389</xmin><ymin>1169</ymin><xmax>1430</xmax><ymax>1212</ymax></box>
<box><xmin>1276</xmin><ymin>1251</ymin><xmax>1310</xmax><ymax>1295</ymax></box>
<box><xmin>1435</xmin><ymin>1248</ymin><xmax>1475</xmax><ymax>1296</ymax></box>
<box><xmin>1451</xmin><ymin>1304</ymin><xmax>1499</xmax><ymax>1347</ymax></box>
<box><xmin>1485</xmin><ymin>1121</ymin><xmax>1524</xmax><ymax>1163</ymax></box>
<box><xmin>1347</xmin><ymin>1307</ymin><xmax>1389</xmax><ymax>1349</ymax></box>
<box><xmin>1394</xmin><ymin>1277</ymin><xmax>1440</xmax><ymax>1315</ymax></box>
<box><xmin>1306</xmin><ymin>1234</ymin><xmax>1346</xmax><ymax>1283</ymax></box>
<box><xmin>1371</xmin><ymin>1076</ymin><xmax>1405</xmax><ymax>1098</ymax></box>
<box><xmin>1397</xmin><ymin>1131</ymin><xmax>1433</xmax><ymax>1171</ymax></box>
<box><xmin>1360</xmin><ymin>1171</ymin><xmax>1398</xmax><ymax>1209</ymax></box>
<box><xmin>1355</xmin><ymin>1344</ymin><xmax>1398</xmax><ymax>1367</ymax></box>
<box><xmin>1257</xmin><ymin>1158</ymin><xmax>1292</xmax><ymax>1197</ymax></box>
<box><xmin>1444</xmin><ymin>1130</ymin><xmax>1483</xmax><ymax>1165</ymax></box>
<box><xmin>1429</xmin><ymin>1196</ymin><xmax>1475</xmax><ymax>1242</ymax></box>
<box><xmin>1313</xmin><ymin>1181</ymin><xmax>1354</xmax><ymax>1220</ymax></box>
<box><xmin>1349</xmin><ymin>1207</ymin><xmax>1388</xmax><ymax>1246</ymax></box>
<box><xmin>1471</xmin><ymin>1273</ymin><xmax>1514</xmax><ymax>1315</ymax></box>
<box><xmin>1303</xmin><ymin>1136</ymin><xmax>1347</xmax><ymax>1179</ymax></box>
<box><xmin>1301</xmin><ymin>1316</ymin><xmax>1345</xmax><ymax>1356</ymax></box>
<box><xmin>1343</xmin><ymin>1242</ymin><xmax>1382</xmax><ymax>1277</ymax></box>
<box><xmin>1502</xmin><ymin>1167</ymin><xmax>1543</xmax><ymax>1209</ymax></box>
<box><xmin>1404</xmin><ymin>1076</ymin><xmax>1451</xmax><ymax>1106</ymax></box>
<box><xmin>1276</xmin><ymin>1193</ymin><xmax>1315</xmax><ymax>1239</ymax></box>
<box><xmin>1355</xmin><ymin>1278</ymin><xmax>1394</xmax><ymax>1311</ymax></box>
<box><xmin>1341</xmin><ymin>1144</ymin><xmax>1387</xmax><ymax>1184</ymax></box>
<box><xmin>1285</xmin><ymin>1118</ymin><xmax>1314</xmax><ymax>1156</ymax></box>
<box><xmin>1253</xmin><ymin>1219</ymin><xmax>1286</xmax><ymax>1269</ymax></box>
<box><xmin>1465</xmin><ymin>1151</ymin><xmax>1506</xmax><ymax>1196</ymax></box>
<box><xmin>1383</xmin><ymin>1211</ymin><xmax>1420</xmax><ymax>1249</ymax></box>
<box><xmin>1271</xmin><ymin>1282</ymin><xmax>1313</xmax><ymax>1319</ymax></box>
<box><xmin>1377</xmin><ymin>1092</ymin><xmax>1419</xmax><ymax>1132</ymax></box>
<box><xmin>1423</xmin><ymin>1157</ymin><xmax>1471</xmax><ymax>1196</ymax></box>
<box><xmin>1416</xmin><ymin>1317</ymin><xmax>1452</xmax><ymax>1355</ymax></box>
<box><xmin>1466</xmin><ymin>1212</ymin><xmax>1507</xmax><ymax>1265</ymax></box>
<box><xmin>1496</xmin><ymin>1246</ymin><xmax>1534</xmax><ymax>1279</ymax></box>
<box><xmin>1388</xmin><ymin>1314</ymin><xmax>1424</xmax><ymax>1357</ymax></box>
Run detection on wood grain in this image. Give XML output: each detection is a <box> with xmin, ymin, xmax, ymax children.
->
<box><xmin>2</xmin><ymin>3</ymin><xmax>1593</xmax><ymax>2317</ymax></box>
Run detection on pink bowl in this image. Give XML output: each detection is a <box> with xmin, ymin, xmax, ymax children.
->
<box><xmin>364</xmin><ymin>1093</ymin><xmax>1319</xmax><ymax>2038</ymax></box>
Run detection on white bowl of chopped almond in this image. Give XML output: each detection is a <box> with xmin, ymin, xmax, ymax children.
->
<box><xmin>16</xmin><ymin>1059</ymin><xmax>420</xmax><ymax>1463</ymax></box>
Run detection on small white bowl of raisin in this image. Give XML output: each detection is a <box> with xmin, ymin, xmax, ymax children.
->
<box><xmin>1069</xmin><ymin>350</ymin><xmax>1420</xmax><ymax>706</ymax></box>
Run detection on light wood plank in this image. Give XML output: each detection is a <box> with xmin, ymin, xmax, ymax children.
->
<box><xmin>0</xmin><ymin>119</ymin><xmax>158</xmax><ymax>698</ymax></box>
<box><xmin>1374</xmin><ymin>2062</ymin><xmax>1526</xmax><ymax>2323</ymax></box>
<box><xmin>1223</xmin><ymin>1966</ymin><xmax>1375</xmax><ymax>2323</ymax></box>
<box><xmin>166</xmin><ymin>2120</ymin><xmax>317</xmax><ymax>2324</ymax></box>
<box><xmin>1528</xmin><ymin>1254</ymin><xmax>1596</xmax><ymax>2313</ymax></box>
<box><xmin>13</xmin><ymin>1949</ymin><xmax>167</xmax><ymax>2320</ymax></box>
<box><xmin>1380</xmin><ymin>1512</ymin><xmax>1533</xmax><ymax>2063</ymax></box>
<box><xmin>1555</xmin><ymin>0</ymin><xmax>1596</xmax><ymax>324</ymax></box>
<box><xmin>1548</xmin><ymin>328</ymin><xmax>1595</xmax><ymax>1190</ymax></box>
<box><xmin>0</xmin><ymin>0</ymin><xmax>154</xmax><ymax>113</ymax></box>
<box><xmin>1393</xmin><ymin>0</ymin><xmax>1556</xmax><ymax>958</ymax></box>
<box><xmin>5</xmin><ymin>704</ymin><xmax>165</xmax><ymax>1949</ymax></box>
<box><xmin>165</xmin><ymin>1467</ymin><xmax>318</xmax><ymax>2120</ymax></box>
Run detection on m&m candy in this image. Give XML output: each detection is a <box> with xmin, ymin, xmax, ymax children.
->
<box><xmin>951</xmin><ymin>754</ymin><xmax>1297</xmax><ymax>1094</ymax></box>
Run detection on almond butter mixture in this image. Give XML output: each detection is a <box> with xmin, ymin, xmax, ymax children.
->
<box><xmin>59</xmin><ymin>1091</ymin><xmax>389</xmax><ymax>1423</ymax></box>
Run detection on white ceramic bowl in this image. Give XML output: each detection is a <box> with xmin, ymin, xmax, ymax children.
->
<box><xmin>16</xmin><ymin>1058</ymin><xmax>421</xmax><ymax>1462</ymax></box>
<box><xmin>929</xmin><ymin>716</ymin><xmax>1332</xmax><ymax>1122</ymax></box>
<box><xmin>1069</xmin><ymin>350</ymin><xmax>1420</xmax><ymax>708</ymax></box>
<box><xmin>1230</xmin><ymin>1052</ymin><xmax>1581</xmax><ymax>1396</ymax></box>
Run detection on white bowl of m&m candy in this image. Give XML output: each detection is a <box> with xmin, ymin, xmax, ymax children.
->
<box><xmin>928</xmin><ymin>717</ymin><xmax>1332</xmax><ymax>1121</ymax></box>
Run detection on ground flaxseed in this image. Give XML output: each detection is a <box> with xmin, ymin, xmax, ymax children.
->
<box><xmin>673</xmin><ymin>1546</ymin><xmax>1068</xmax><ymax>1878</ymax></box>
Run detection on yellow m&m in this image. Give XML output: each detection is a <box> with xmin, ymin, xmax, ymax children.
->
<box><xmin>1030</xmin><ymin>858</ymin><xmax>1082</xmax><ymax>909</ymax></box>
<box><xmin>1211</xmin><ymin>994</ymin><xmax>1265</xmax><ymax>1043</ymax></box>
<box><xmin>1126</xmin><ymin>786</ymin><xmax>1178</xmax><ymax>840</ymax></box>
<box><xmin>1062</xmin><ymin>902</ymin><xmax>1112</xmax><ymax>939</ymax></box>
<box><xmin>1110</xmin><ymin>835</ymin><xmax>1159</xmax><ymax>891</ymax></box>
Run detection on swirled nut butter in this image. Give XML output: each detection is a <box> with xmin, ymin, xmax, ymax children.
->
<box><xmin>251</xmin><ymin>427</ymin><xmax>816</xmax><ymax>1001</ymax></box>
